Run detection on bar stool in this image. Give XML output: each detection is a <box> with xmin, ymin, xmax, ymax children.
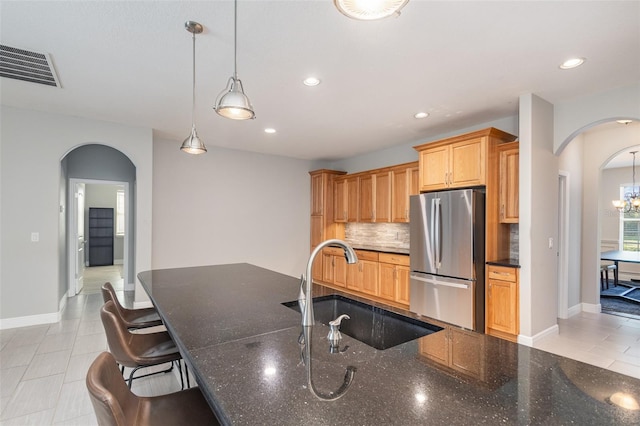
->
<box><xmin>101</xmin><ymin>282</ymin><xmax>163</xmax><ymax>330</ymax></box>
<box><xmin>100</xmin><ymin>300</ymin><xmax>185</xmax><ymax>389</ymax></box>
<box><xmin>87</xmin><ymin>351</ymin><xmax>218</xmax><ymax>426</ymax></box>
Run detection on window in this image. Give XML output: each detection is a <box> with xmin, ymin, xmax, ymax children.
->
<box><xmin>619</xmin><ymin>185</ymin><xmax>640</xmax><ymax>251</ymax></box>
<box><xmin>116</xmin><ymin>190</ymin><xmax>125</xmax><ymax>236</ymax></box>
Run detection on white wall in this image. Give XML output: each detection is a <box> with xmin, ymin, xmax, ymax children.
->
<box><xmin>151</xmin><ymin>138</ymin><xmax>313</xmax><ymax>279</ymax></box>
<box><xmin>558</xmin><ymin>134</ymin><xmax>583</xmax><ymax>309</ymax></box>
<box><xmin>519</xmin><ymin>93</ymin><xmax>559</xmax><ymax>342</ymax></box>
<box><xmin>0</xmin><ymin>106</ymin><xmax>152</xmax><ymax>326</ymax></box>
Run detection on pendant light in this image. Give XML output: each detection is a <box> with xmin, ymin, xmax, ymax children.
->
<box><xmin>214</xmin><ymin>0</ymin><xmax>255</xmax><ymax>120</ymax></box>
<box><xmin>181</xmin><ymin>21</ymin><xmax>207</xmax><ymax>154</ymax></box>
<box><xmin>334</xmin><ymin>0</ymin><xmax>409</xmax><ymax>20</ymax></box>
<box><xmin>613</xmin><ymin>151</ymin><xmax>640</xmax><ymax>212</ymax></box>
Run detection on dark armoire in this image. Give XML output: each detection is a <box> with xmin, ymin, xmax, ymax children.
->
<box><xmin>88</xmin><ymin>207</ymin><xmax>114</xmax><ymax>266</ymax></box>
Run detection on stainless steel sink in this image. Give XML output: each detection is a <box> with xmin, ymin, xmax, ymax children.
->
<box><xmin>283</xmin><ymin>294</ymin><xmax>442</xmax><ymax>350</ymax></box>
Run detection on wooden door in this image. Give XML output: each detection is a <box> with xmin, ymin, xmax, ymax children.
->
<box><xmin>334</xmin><ymin>178</ymin><xmax>347</xmax><ymax>223</ymax></box>
<box><xmin>374</xmin><ymin>171</ymin><xmax>391</xmax><ymax>222</ymax></box>
<box><xmin>378</xmin><ymin>262</ymin><xmax>396</xmax><ymax>301</ymax></box>
<box><xmin>322</xmin><ymin>251</ymin><xmax>334</xmax><ymax>284</ymax></box>
<box><xmin>346</xmin><ymin>176</ymin><xmax>359</xmax><ymax>222</ymax></box>
<box><xmin>449</xmin><ymin>138</ymin><xmax>485</xmax><ymax>188</ymax></box>
<box><xmin>312</xmin><ymin>250</ymin><xmax>323</xmax><ymax>282</ymax></box>
<box><xmin>333</xmin><ymin>255</ymin><xmax>347</xmax><ymax>288</ymax></box>
<box><xmin>500</xmin><ymin>146</ymin><xmax>519</xmax><ymax>223</ymax></box>
<box><xmin>310</xmin><ymin>173</ymin><xmax>324</xmax><ymax>216</ymax></box>
<box><xmin>419</xmin><ymin>145</ymin><xmax>449</xmax><ymax>191</ymax></box>
<box><xmin>487</xmin><ymin>279</ymin><xmax>518</xmax><ymax>335</ymax></box>
<box><xmin>310</xmin><ymin>215</ymin><xmax>323</xmax><ymax>248</ymax></box>
<box><xmin>395</xmin><ymin>265</ymin><xmax>410</xmax><ymax>305</ymax></box>
<box><xmin>359</xmin><ymin>174</ymin><xmax>374</xmax><ymax>222</ymax></box>
<box><xmin>360</xmin><ymin>260</ymin><xmax>379</xmax><ymax>296</ymax></box>
<box><xmin>391</xmin><ymin>167</ymin><xmax>409</xmax><ymax>222</ymax></box>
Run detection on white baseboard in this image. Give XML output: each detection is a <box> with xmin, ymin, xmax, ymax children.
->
<box><xmin>0</xmin><ymin>294</ymin><xmax>68</xmax><ymax>330</ymax></box>
<box><xmin>114</xmin><ymin>259</ymin><xmax>124</xmax><ymax>265</ymax></box>
<box><xmin>517</xmin><ymin>324</ymin><xmax>559</xmax><ymax>347</ymax></box>
<box><xmin>582</xmin><ymin>302</ymin><xmax>601</xmax><ymax>314</ymax></box>
<box><xmin>567</xmin><ymin>303</ymin><xmax>582</xmax><ymax>317</ymax></box>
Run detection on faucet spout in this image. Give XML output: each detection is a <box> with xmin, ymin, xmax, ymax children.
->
<box><xmin>302</xmin><ymin>239</ymin><xmax>358</xmax><ymax>326</ymax></box>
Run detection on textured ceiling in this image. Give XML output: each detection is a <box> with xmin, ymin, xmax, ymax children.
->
<box><xmin>1</xmin><ymin>1</ymin><xmax>638</xmax><ymax>161</ymax></box>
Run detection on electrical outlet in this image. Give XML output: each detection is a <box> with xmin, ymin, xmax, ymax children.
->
<box><xmin>548</xmin><ymin>237</ymin><xmax>553</xmax><ymax>249</ymax></box>
<box><xmin>31</xmin><ymin>232</ymin><xmax>39</xmax><ymax>242</ymax></box>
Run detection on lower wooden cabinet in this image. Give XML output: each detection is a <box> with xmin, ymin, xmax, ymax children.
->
<box><xmin>378</xmin><ymin>253</ymin><xmax>410</xmax><ymax>304</ymax></box>
<box><xmin>486</xmin><ymin>265</ymin><xmax>519</xmax><ymax>341</ymax></box>
<box><xmin>347</xmin><ymin>251</ymin><xmax>379</xmax><ymax>296</ymax></box>
<box><xmin>316</xmin><ymin>249</ymin><xmax>409</xmax><ymax>307</ymax></box>
<box><xmin>419</xmin><ymin>325</ymin><xmax>486</xmax><ymax>381</ymax></box>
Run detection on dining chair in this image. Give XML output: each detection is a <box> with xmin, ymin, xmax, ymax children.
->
<box><xmin>101</xmin><ymin>282</ymin><xmax>163</xmax><ymax>330</ymax></box>
<box><xmin>87</xmin><ymin>351</ymin><xmax>218</xmax><ymax>426</ymax></box>
<box><xmin>100</xmin><ymin>300</ymin><xmax>184</xmax><ymax>389</ymax></box>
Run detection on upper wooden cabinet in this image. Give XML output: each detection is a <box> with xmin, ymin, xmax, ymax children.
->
<box><xmin>499</xmin><ymin>142</ymin><xmax>519</xmax><ymax>223</ymax></box>
<box><xmin>414</xmin><ymin>128</ymin><xmax>516</xmax><ymax>193</ymax></box>
<box><xmin>333</xmin><ymin>175</ymin><xmax>359</xmax><ymax>223</ymax></box>
<box><xmin>374</xmin><ymin>171</ymin><xmax>391</xmax><ymax>223</ymax></box>
<box><xmin>391</xmin><ymin>163</ymin><xmax>419</xmax><ymax>223</ymax></box>
<box><xmin>359</xmin><ymin>174</ymin><xmax>374</xmax><ymax>222</ymax></box>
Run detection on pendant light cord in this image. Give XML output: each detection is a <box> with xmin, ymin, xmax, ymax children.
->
<box><xmin>191</xmin><ymin>29</ymin><xmax>196</xmax><ymax>128</ymax></box>
<box><xmin>233</xmin><ymin>0</ymin><xmax>238</xmax><ymax>80</ymax></box>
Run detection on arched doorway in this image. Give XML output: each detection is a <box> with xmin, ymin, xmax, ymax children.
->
<box><xmin>556</xmin><ymin>119</ymin><xmax>640</xmax><ymax>317</ymax></box>
<box><xmin>62</xmin><ymin>144</ymin><xmax>136</xmax><ymax>297</ymax></box>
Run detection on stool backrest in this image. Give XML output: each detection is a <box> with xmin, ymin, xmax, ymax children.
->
<box><xmin>100</xmin><ymin>301</ymin><xmax>137</xmax><ymax>367</ymax></box>
<box><xmin>86</xmin><ymin>351</ymin><xmax>139</xmax><ymax>426</ymax></box>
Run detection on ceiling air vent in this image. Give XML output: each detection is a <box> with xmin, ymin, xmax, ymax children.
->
<box><xmin>0</xmin><ymin>44</ymin><xmax>61</xmax><ymax>88</ymax></box>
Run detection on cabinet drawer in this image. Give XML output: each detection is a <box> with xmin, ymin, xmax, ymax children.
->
<box><xmin>378</xmin><ymin>253</ymin><xmax>409</xmax><ymax>266</ymax></box>
<box><xmin>355</xmin><ymin>250</ymin><xmax>379</xmax><ymax>261</ymax></box>
<box><xmin>487</xmin><ymin>265</ymin><xmax>517</xmax><ymax>282</ymax></box>
<box><xmin>324</xmin><ymin>247</ymin><xmax>345</xmax><ymax>256</ymax></box>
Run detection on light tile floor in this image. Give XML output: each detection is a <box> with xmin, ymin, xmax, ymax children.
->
<box><xmin>1</xmin><ymin>292</ymin><xmax>639</xmax><ymax>424</ymax></box>
<box><xmin>0</xmin><ymin>292</ymin><xmax>180</xmax><ymax>425</ymax></box>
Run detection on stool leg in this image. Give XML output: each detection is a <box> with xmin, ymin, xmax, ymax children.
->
<box><xmin>601</xmin><ymin>269</ymin><xmax>605</xmax><ymax>291</ymax></box>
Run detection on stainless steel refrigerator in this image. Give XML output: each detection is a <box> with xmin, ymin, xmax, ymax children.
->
<box><xmin>409</xmin><ymin>189</ymin><xmax>485</xmax><ymax>331</ymax></box>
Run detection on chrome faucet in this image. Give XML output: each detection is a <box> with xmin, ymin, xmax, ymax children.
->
<box><xmin>301</xmin><ymin>239</ymin><xmax>358</xmax><ymax>326</ymax></box>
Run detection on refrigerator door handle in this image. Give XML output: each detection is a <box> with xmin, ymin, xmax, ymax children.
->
<box><xmin>410</xmin><ymin>274</ymin><xmax>470</xmax><ymax>289</ymax></box>
<box><xmin>430</xmin><ymin>198</ymin><xmax>437</xmax><ymax>270</ymax></box>
<box><xmin>436</xmin><ymin>198</ymin><xmax>442</xmax><ymax>269</ymax></box>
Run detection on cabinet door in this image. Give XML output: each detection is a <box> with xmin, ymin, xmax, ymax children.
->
<box><xmin>333</xmin><ymin>255</ymin><xmax>347</xmax><ymax>288</ymax></box>
<box><xmin>374</xmin><ymin>171</ymin><xmax>391</xmax><ymax>222</ymax></box>
<box><xmin>391</xmin><ymin>168</ymin><xmax>409</xmax><ymax>223</ymax></box>
<box><xmin>395</xmin><ymin>265</ymin><xmax>410</xmax><ymax>305</ymax></box>
<box><xmin>346</xmin><ymin>262</ymin><xmax>361</xmax><ymax>292</ymax></box>
<box><xmin>322</xmin><ymin>252</ymin><xmax>334</xmax><ymax>283</ymax></box>
<box><xmin>487</xmin><ymin>278</ymin><xmax>518</xmax><ymax>335</ymax></box>
<box><xmin>500</xmin><ymin>147</ymin><xmax>519</xmax><ymax>223</ymax></box>
<box><xmin>378</xmin><ymin>263</ymin><xmax>396</xmax><ymax>301</ymax></box>
<box><xmin>310</xmin><ymin>215</ymin><xmax>323</xmax><ymax>248</ymax></box>
<box><xmin>419</xmin><ymin>145</ymin><xmax>449</xmax><ymax>192</ymax></box>
<box><xmin>312</xmin><ymin>250</ymin><xmax>323</xmax><ymax>282</ymax></box>
<box><xmin>449</xmin><ymin>138</ymin><xmax>485</xmax><ymax>188</ymax></box>
<box><xmin>359</xmin><ymin>174</ymin><xmax>374</xmax><ymax>222</ymax></box>
<box><xmin>334</xmin><ymin>178</ymin><xmax>347</xmax><ymax>223</ymax></box>
<box><xmin>346</xmin><ymin>176</ymin><xmax>359</xmax><ymax>222</ymax></box>
<box><xmin>360</xmin><ymin>260</ymin><xmax>379</xmax><ymax>296</ymax></box>
<box><xmin>310</xmin><ymin>173</ymin><xmax>324</xmax><ymax>216</ymax></box>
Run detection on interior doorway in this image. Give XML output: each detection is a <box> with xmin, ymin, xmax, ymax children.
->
<box><xmin>68</xmin><ymin>178</ymin><xmax>129</xmax><ymax>296</ymax></box>
<box><xmin>557</xmin><ymin>172</ymin><xmax>569</xmax><ymax>319</ymax></box>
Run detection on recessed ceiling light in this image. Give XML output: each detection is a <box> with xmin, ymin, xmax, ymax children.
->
<box><xmin>559</xmin><ymin>57</ymin><xmax>585</xmax><ymax>69</ymax></box>
<box><xmin>303</xmin><ymin>77</ymin><xmax>320</xmax><ymax>86</ymax></box>
<box><xmin>264</xmin><ymin>128</ymin><xmax>276</xmax><ymax>134</ymax></box>
<box><xmin>414</xmin><ymin>112</ymin><xmax>429</xmax><ymax>119</ymax></box>
<box><xmin>617</xmin><ymin>119</ymin><xmax>633</xmax><ymax>125</ymax></box>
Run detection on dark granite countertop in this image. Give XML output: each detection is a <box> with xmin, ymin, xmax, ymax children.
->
<box><xmin>486</xmin><ymin>258</ymin><xmax>521</xmax><ymax>268</ymax></box>
<box><xmin>138</xmin><ymin>263</ymin><xmax>639</xmax><ymax>425</ymax></box>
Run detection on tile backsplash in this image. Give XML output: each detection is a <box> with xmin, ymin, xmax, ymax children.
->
<box><xmin>510</xmin><ymin>224</ymin><xmax>519</xmax><ymax>260</ymax></box>
<box><xmin>345</xmin><ymin>222</ymin><xmax>410</xmax><ymax>251</ymax></box>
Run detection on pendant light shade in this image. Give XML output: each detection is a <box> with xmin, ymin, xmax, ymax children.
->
<box><xmin>181</xmin><ymin>21</ymin><xmax>207</xmax><ymax>154</ymax></box>
<box><xmin>334</xmin><ymin>0</ymin><xmax>409</xmax><ymax>20</ymax></box>
<box><xmin>214</xmin><ymin>0</ymin><xmax>255</xmax><ymax>120</ymax></box>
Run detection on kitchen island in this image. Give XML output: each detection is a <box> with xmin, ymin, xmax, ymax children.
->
<box><xmin>138</xmin><ymin>263</ymin><xmax>640</xmax><ymax>425</ymax></box>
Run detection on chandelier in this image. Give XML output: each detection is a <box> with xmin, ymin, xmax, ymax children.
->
<box><xmin>612</xmin><ymin>151</ymin><xmax>640</xmax><ymax>213</ymax></box>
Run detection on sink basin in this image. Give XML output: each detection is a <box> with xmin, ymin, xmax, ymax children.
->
<box><xmin>283</xmin><ymin>294</ymin><xmax>442</xmax><ymax>350</ymax></box>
